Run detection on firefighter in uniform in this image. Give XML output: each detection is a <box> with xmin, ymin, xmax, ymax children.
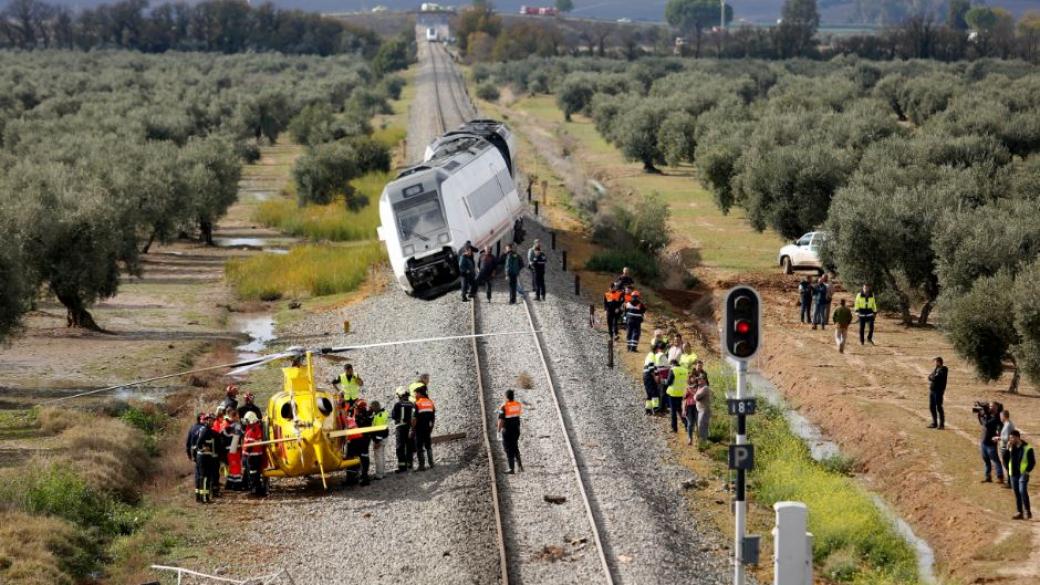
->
<box><xmin>242</xmin><ymin>411</ymin><xmax>267</xmax><ymax>497</ymax></box>
<box><xmin>414</xmin><ymin>386</ymin><xmax>436</xmax><ymax>471</ymax></box>
<box><xmin>664</xmin><ymin>359</ymin><xmax>689</xmax><ymax>434</ymax></box>
<box><xmin>193</xmin><ymin>414</ymin><xmax>220</xmax><ymax>503</ymax></box>
<box><xmin>186</xmin><ymin>413</ymin><xmax>209</xmax><ymax>502</ymax></box>
<box><xmin>332</xmin><ymin>363</ymin><xmax>364</xmax><ymax>406</ymax></box>
<box><xmin>625</xmin><ymin>292</ymin><xmax>646</xmax><ymax>352</ymax></box>
<box><xmin>604</xmin><ymin>283</ymin><xmax>623</xmax><ymax>341</ymax></box>
<box><xmin>498</xmin><ymin>390</ymin><xmax>524</xmax><ymax>473</ymax></box>
<box><xmin>391</xmin><ymin>387</ymin><xmax>416</xmax><ymax>472</ymax></box>
<box><xmin>346</xmin><ymin>400</ymin><xmax>373</xmax><ymax>487</ymax></box>
<box><xmin>370</xmin><ymin>400</ymin><xmax>390</xmax><ymax>480</ymax></box>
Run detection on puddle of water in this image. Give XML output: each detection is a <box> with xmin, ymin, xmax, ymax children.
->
<box><xmin>265</xmin><ymin>248</ymin><xmax>290</xmax><ymax>255</ymax></box>
<box><xmin>230</xmin><ymin>314</ymin><xmax>276</xmax><ymax>363</ymax></box>
<box><xmin>744</xmin><ymin>369</ymin><xmax>936</xmax><ymax>583</ymax></box>
<box><xmin>214</xmin><ymin>237</ymin><xmax>268</xmax><ymax>248</ymax></box>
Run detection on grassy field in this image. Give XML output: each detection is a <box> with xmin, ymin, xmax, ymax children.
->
<box><xmin>511</xmin><ymin>95</ymin><xmax>785</xmax><ymax>276</ymax></box>
<box><xmin>225</xmin><ymin>242</ymin><xmax>386</xmax><ymax>300</ymax></box>
<box><xmin>700</xmin><ymin>363</ymin><xmax>920</xmax><ymax>584</ymax></box>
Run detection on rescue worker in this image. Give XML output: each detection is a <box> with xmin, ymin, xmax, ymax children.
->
<box><xmin>503</xmin><ymin>244</ymin><xmax>525</xmax><ymax>304</ymax></box>
<box><xmin>477</xmin><ymin>245</ymin><xmax>498</xmax><ymax>302</ymax></box>
<box><xmin>337</xmin><ymin>397</ymin><xmax>357</xmax><ymax>458</ymax></box>
<box><xmin>242</xmin><ymin>411</ymin><xmax>267</xmax><ymax>497</ymax></box>
<box><xmin>498</xmin><ymin>390</ymin><xmax>524</xmax><ymax>474</ymax></box>
<box><xmin>624</xmin><ymin>292</ymin><xmax>646</xmax><ymax>352</ymax></box>
<box><xmin>332</xmin><ymin>363</ymin><xmax>364</xmax><ymax>406</ymax></box>
<box><xmin>414</xmin><ymin>386</ymin><xmax>436</xmax><ymax>471</ymax></box>
<box><xmin>604</xmin><ymin>283</ymin><xmax>622</xmax><ymax>341</ymax></box>
<box><xmin>370</xmin><ymin>400</ymin><xmax>390</xmax><ymax>480</ymax></box>
<box><xmin>347</xmin><ymin>400</ymin><xmax>373</xmax><ymax>487</ymax></box>
<box><xmin>223</xmin><ymin>410</ymin><xmax>245</xmax><ymax>491</ymax></box>
<box><xmin>642</xmin><ymin>344</ymin><xmax>665</xmax><ymax>415</ymax></box>
<box><xmin>194</xmin><ymin>413</ymin><xmax>220</xmax><ymax>503</ymax></box>
<box><xmin>391</xmin><ymin>386</ymin><xmax>416</xmax><ymax>472</ymax></box>
<box><xmin>678</xmin><ymin>343</ymin><xmax>698</xmax><ymax>369</ymax></box>
<box><xmin>238</xmin><ymin>392</ymin><xmax>262</xmax><ymax>421</ymax></box>
<box><xmin>222</xmin><ymin>384</ymin><xmax>239</xmax><ymax>412</ymax></box>
<box><xmin>854</xmin><ymin>283</ymin><xmax>878</xmax><ymax>345</ymax></box>
<box><xmin>1009</xmin><ymin>430</ymin><xmax>1035</xmax><ymax>520</ymax></box>
<box><xmin>616</xmin><ymin>267</ymin><xmax>634</xmax><ymax>290</ymax></box>
<box><xmin>530</xmin><ymin>243</ymin><xmax>547</xmax><ymax>301</ymax></box>
<box><xmin>211</xmin><ymin>407</ymin><xmax>228</xmax><ymax>488</ymax></box>
<box><xmin>663</xmin><ymin>358</ymin><xmax>689</xmax><ymax>434</ymax></box>
<box><xmin>186</xmin><ymin>413</ymin><xmax>209</xmax><ymax>501</ymax></box>
<box><xmin>459</xmin><ymin>244</ymin><xmax>477</xmax><ymax>302</ymax></box>
<box><xmin>408</xmin><ymin>373</ymin><xmax>430</xmax><ymax>402</ymax></box>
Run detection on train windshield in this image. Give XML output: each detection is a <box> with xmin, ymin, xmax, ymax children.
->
<box><xmin>394</xmin><ymin>191</ymin><xmax>446</xmax><ymax>243</ymax></box>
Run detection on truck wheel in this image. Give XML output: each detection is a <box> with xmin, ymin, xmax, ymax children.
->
<box><xmin>781</xmin><ymin>256</ymin><xmax>793</xmax><ymax>275</ymax></box>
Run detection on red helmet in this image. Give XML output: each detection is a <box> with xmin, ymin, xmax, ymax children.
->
<box><xmin>354</xmin><ymin>399</ymin><xmax>368</xmax><ymax>411</ymax></box>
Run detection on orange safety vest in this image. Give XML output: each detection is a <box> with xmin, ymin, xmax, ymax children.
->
<box><xmin>416</xmin><ymin>397</ymin><xmax>435</xmax><ymax>413</ymax></box>
<box><xmin>501</xmin><ymin>400</ymin><xmax>522</xmax><ymax>418</ymax></box>
<box><xmin>605</xmin><ymin>290</ymin><xmax>622</xmax><ymax>303</ymax></box>
<box><xmin>624</xmin><ymin>289</ymin><xmax>641</xmax><ymax>303</ymax></box>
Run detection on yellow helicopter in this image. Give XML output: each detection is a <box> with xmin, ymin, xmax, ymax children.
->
<box><xmin>46</xmin><ymin>330</ymin><xmax>531</xmax><ymax>490</ymax></box>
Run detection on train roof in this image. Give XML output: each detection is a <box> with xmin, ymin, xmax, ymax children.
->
<box><xmin>397</xmin><ymin>135</ymin><xmax>495</xmax><ymax>180</ymax></box>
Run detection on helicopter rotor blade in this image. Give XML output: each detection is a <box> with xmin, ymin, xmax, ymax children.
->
<box><xmin>226</xmin><ymin>351</ymin><xmax>296</xmax><ymax>377</ymax></box>
<box><xmin>41</xmin><ymin>353</ymin><xmax>295</xmax><ymax>405</ymax></box>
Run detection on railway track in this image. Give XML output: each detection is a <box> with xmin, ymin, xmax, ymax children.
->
<box><xmin>471</xmin><ymin>295</ymin><xmax>616</xmax><ymax>584</ymax></box>
<box><xmin>429</xmin><ymin>41</ymin><xmax>470</xmax><ymax>132</ymax></box>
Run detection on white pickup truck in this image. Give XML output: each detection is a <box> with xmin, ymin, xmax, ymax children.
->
<box><xmin>778</xmin><ymin>231</ymin><xmax>827</xmax><ymax>274</ymax></box>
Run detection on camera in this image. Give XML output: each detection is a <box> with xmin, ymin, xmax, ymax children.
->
<box><xmin>972</xmin><ymin>401</ymin><xmax>989</xmax><ymax>415</ymax></box>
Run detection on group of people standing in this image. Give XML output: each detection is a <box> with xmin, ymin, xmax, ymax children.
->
<box><xmin>976</xmin><ymin>398</ymin><xmax>1036</xmax><ymax>520</ymax></box>
<box><xmin>641</xmin><ymin>331</ymin><xmax>713</xmax><ymax>445</ymax></box>
<box><xmin>185</xmin><ymin>384</ymin><xmax>267</xmax><ymax>502</ymax></box>
<box><xmin>798</xmin><ymin>276</ymin><xmax>879</xmax><ymax>353</ymax></box>
<box><xmin>457</xmin><ymin>239</ymin><xmax>548</xmax><ymax>304</ymax></box>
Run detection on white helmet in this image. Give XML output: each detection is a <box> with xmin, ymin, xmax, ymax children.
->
<box><xmin>395</xmin><ymin>386</ymin><xmax>408</xmax><ymax>398</ymax></box>
<box><xmin>243</xmin><ymin>411</ymin><xmax>259</xmax><ymax>425</ymax></box>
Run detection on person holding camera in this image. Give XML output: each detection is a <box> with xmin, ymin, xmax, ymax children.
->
<box><xmin>1008</xmin><ymin>430</ymin><xmax>1035</xmax><ymax>520</ymax></box>
<box><xmin>978</xmin><ymin>401</ymin><xmax>1005</xmax><ymax>484</ymax></box>
<box><xmin>927</xmin><ymin>357</ymin><xmax>948</xmax><ymax>429</ymax></box>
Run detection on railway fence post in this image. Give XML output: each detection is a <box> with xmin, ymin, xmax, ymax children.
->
<box><xmin>607</xmin><ymin>337</ymin><xmax>614</xmax><ymax>368</ymax></box>
<box><xmin>534</xmin><ymin>201</ymin><xmax>539</xmax><ymax>216</ymax></box>
<box><xmin>574</xmin><ymin>274</ymin><xmax>580</xmax><ymax>296</ymax></box>
<box><xmin>562</xmin><ymin>250</ymin><xmax>568</xmax><ymax>271</ymax></box>
<box><xmin>588</xmin><ymin>304</ymin><xmax>595</xmax><ymax>328</ymax></box>
<box><xmin>551</xmin><ymin>231</ymin><xmax>556</xmax><ymax>250</ymax></box>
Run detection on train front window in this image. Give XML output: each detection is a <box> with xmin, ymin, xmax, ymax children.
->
<box><xmin>395</xmin><ymin>191</ymin><xmax>446</xmax><ymax>243</ymax></box>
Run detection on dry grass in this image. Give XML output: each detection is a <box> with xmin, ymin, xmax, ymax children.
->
<box><xmin>225</xmin><ymin>242</ymin><xmax>387</xmax><ymax>301</ymax></box>
<box><xmin>516</xmin><ymin>372</ymin><xmax>534</xmax><ymax>389</ymax></box>
<box><xmin>253</xmin><ymin>171</ymin><xmax>388</xmax><ymax>242</ymax></box>
<box><xmin>0</xmin><ymin>512</ymin><xmax>80</xmax><ymax>585</ymax></box>
<box><xmin>36</xmin><ymin>407</ymin><xmax>89</xmax><ymax>434</ymax></box>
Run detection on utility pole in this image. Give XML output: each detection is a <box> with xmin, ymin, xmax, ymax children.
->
<box><xmin>723</xmin><ymin>286</ymin><xmax>762</xmax><ymax>585</ymax></box>
<box><xmin>720</xmin><ymin>0</ymin><xmax>726</xmax><ymax>30</ymax></box>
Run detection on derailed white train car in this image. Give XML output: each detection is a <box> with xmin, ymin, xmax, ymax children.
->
<box><xmin>377</xmin><ymin>133</ymin><xmax>524</xmax><ymax>296</ymax></box>
<box><xmin>424</xmin><ymin>119</ymin><xmax>516</xmax><ymax>178</ymax></box>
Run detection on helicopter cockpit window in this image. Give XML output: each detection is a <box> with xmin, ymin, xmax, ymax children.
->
<box><xmin>316</xmin><ymin>397</ymin><xmax>333</xmax><ymax>416</ymax></box>
<box><xmin>280</xmin><ymin>402</ymin><xmax>295</xmax><ymax>420</ymax></box>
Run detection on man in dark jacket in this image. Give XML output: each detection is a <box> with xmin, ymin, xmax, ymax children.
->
<box><xmin>927</xmin><ymin>357</ymin><xmax>948</xmax><ymax>429</ymax></box>
<box><xmin>604</xmin><ymin>283</ymin><xmax>623</xmax><ymax>341</ymax></box>
<box><xmin>503</xmin><ymin>244</ymin><xmax>525</xmax><ymax>304</ymax></box>
<box><xmin>530</xmin><ymin>244</ymin><xmax>547</xmax><ymax>301</ymax></box>
<box><xmin>390</xmin><ymin>387</ymin><xmax>416</xmax><ymax>472</ymax></box>
<box><xmin>477</xmin><ymin>246</ymin><xmax>497</xmax><ymax>302</ymax></box>
<box><xmin>979</xmin><ymin>402</ymin><xmax>1005</xmax><ymax>483</ymax></box>
<box><xmin>625</xmin><ymin>293</ymin><xmax>646</xmax><ymax>352</ymax></box>
<box><xmin>1008</xmin><ymin>430</ymin><xmax>1035</xmax><ymax>520</ymax></box>
<box><xmin>458</xmin><ymin>245</ymin><xmax>476</xmax><ymax>302</ymax></box>
<box><xmin>798</xmin><ymin>276</ymin><xmax>814</xmax><ymax>324</ymax></box>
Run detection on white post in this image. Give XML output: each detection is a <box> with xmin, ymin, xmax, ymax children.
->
<box><xmin>773</xmin><ymin>501</ymin><xmax>813</xmax><ymax>585</ymax></box>
<box><xmin>734</xmin><ymin>358</ymin><xmax>748</xmax><ymax>585</ymax></box>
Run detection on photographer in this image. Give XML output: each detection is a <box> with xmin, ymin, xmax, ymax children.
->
<box><xmin>1008</xmin><ymin>431</ymin><xmax>1035</xmax><ymax>520</ymax></box>
<box><xmin>977</xmin><ymin>401</ymin><xmax>1005</xmax><ymax>484</ymax></box>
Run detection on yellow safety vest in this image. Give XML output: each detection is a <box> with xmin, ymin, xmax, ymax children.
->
<box><xmin>854</xmin><ymin>293</ymin><xmax>877</xmax><ymax>313</ymax></box>
<box><xmin>339</xmin><ymin>373</ymin><xmax>361</xmax><ymax>401</ymax></box>
<box><xmin>679</xmin><ymin>352</ymin><xmax>698</xmax><ymax>368</ymax></box>
<box><xmin>667</xmin><ymin>366</ymin><xmax>689</xmax><ymax>398</ymax></box>
<box><xmin>372</xmin><ymin>410</ymin><xmax>388</xmax><ymax>426</ymax></box>
<box><xmin>1010</xmin><ymin>444</ymin><xmax>1034</xmax><ymax>476</ymax></box>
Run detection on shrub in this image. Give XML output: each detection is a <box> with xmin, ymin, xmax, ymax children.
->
<box><xmin>0</xmin><ymin>511</ymin><xmax>89</xmax><ymax>585</ymax></box>
<box><xmin>292</xmin><ymin>141</ymin><xmax>363</xmax><ymax>208</ymax></box>
<box><xmin>586</xmin><ymin>250</ymin><xmax>660</xmax><ymax>283</ymax></box>
<box><xmin>476</xmin><ymin>82</ymin><xmax>501</xmax><ymax>102</ymax></box>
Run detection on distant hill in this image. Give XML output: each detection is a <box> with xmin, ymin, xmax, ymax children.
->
<box><xmin>47</xmin><ymin>0</ymin><xmax>1037</xmax><ymax>26</ymax></box>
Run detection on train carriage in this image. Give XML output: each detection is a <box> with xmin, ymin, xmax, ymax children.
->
<box><xmin>424</xmin><ymin>119</ymin><xmax>516</xmax><ymax>178</ymax></box>
<box><xmin>378</xmin><ymin>128</ymin><xmax>523</xmax><ymax>296</ymax></box>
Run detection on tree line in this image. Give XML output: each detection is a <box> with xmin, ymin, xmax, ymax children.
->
<box><xmin>479</xmin><ymin>54</ymin><xmax>1040</xmax><ymax>392</ymax></box>
<box><xmin>0</xmin><ymin>46</ymin><xmax>409</xmax><ymax>339</ymax></box>
<box><xmin>0</xmin><ymin>0</ymin><xmax>382</xmax><ymax>55</ymax></box>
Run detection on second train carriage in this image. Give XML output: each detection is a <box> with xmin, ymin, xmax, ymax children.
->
<box><xmin>378</xmin><ymin>130</ymin><xmax>524</xmax><ymax>296</ymax></box>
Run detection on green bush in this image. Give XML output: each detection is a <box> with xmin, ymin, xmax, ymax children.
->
<box><xmin>586</xmin><ymin>250</ymin><xmax>660</xmax><ymax>283</ymax></box>
<box><xmin>476</xmin><ymin>82</ymin><xmax>501</xmax><ymax>102</ymax></box>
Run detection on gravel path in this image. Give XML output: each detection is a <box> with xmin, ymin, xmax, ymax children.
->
<box><xmin>473</xmin><ymin>297</ymin><xmax>602</xmax><ymax>584</ymax></box>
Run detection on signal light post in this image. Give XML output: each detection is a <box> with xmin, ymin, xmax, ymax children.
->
<box><xmin>723</xmin><ymin>286</ymin><xmax>762</xmax><ymax>585</ymax></box>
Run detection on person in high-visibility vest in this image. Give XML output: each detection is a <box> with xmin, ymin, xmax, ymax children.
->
<box><xmin>663</xmin><ymin>359</ymin><xmax>689</xmax><ymax>433</ymax></box>
<box><xmin>414</xmin><ymin>386</ymin><xmax>436</xmax><ymax>471</ymax></box>
<box><xmin>1008</xmin><ymin>430</ymin><xmax>1035</xmax><ymax>520</ymax></box>
<box><xmin>497</xmin><ymin>390</ymin><xmax>524</xmax><ymax>474</ymax></box>
<box><xmin>408</xmin><ymin>373</ymin><xmax>430</xmax><ymax>403</ymax></box>
<box><xmin>604</xmin><ymin>283</ymin><xmax>623</xmax><ymax>341</ymax></box>
<box><xmin>370</xmin><ymin>400</ymin><xmax>390</xmax><ymax>480</ymax></box>
<box><xmin>854</xmin><ymin>283</ymin><xmax>878</xmax><ymax>345</ymax></box>
<box><xmin>678</xmin><ymin>342</ymin><xmax>698</xmax><ymax>369</ymax></box>
<box><xmin>331</xmin><ymin>363</ymin><xmax>364</xmax><ymax>405</ymax></box>
<box><xmin>642</xmin><ymin>344</ymin><xmax>666</xmax><ymax>415</ymax></box>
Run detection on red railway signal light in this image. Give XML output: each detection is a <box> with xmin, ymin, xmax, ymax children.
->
<box><xmin>724</xmin><ymin>286</ymin><xmax>761</xmax><ymax>361</ymax></box>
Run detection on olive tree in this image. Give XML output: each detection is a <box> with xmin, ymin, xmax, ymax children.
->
<box><xmin>657</xmin><ymin>111</ymin><xmax>697</xmax><ymax>167</ymax></box>
<box><xmin>0</xmin><ymin>210</ymin><xmax>30</xmax><ymax>341</ymax></box>
<box><xmin>942</xmin><ymin>271</ymin><xmax>1021</xmax><ymax>392</ymax></box>
<box><xmin>292</xmin><ymin>140</ymin><xmax>363</xmax><ymax>209</ymax></box>
<box><xmin>181</xmin><ymin>136</ymin><xmax>242</xmax><ymax>245</ymax></box>
<box><xmin>614</xmin><ymin>101</ymin><xmax>667</xmax><ymax>172</ymax></box>
<box><xmin>1013</xmin><ymin>259</ymin><xmax>1040</xmax><ymax>389</ymax></box>
<box><xmin>556</xmin><ymin>73</ymin><xmax>597</xmax><ymax>122</ymax></box>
